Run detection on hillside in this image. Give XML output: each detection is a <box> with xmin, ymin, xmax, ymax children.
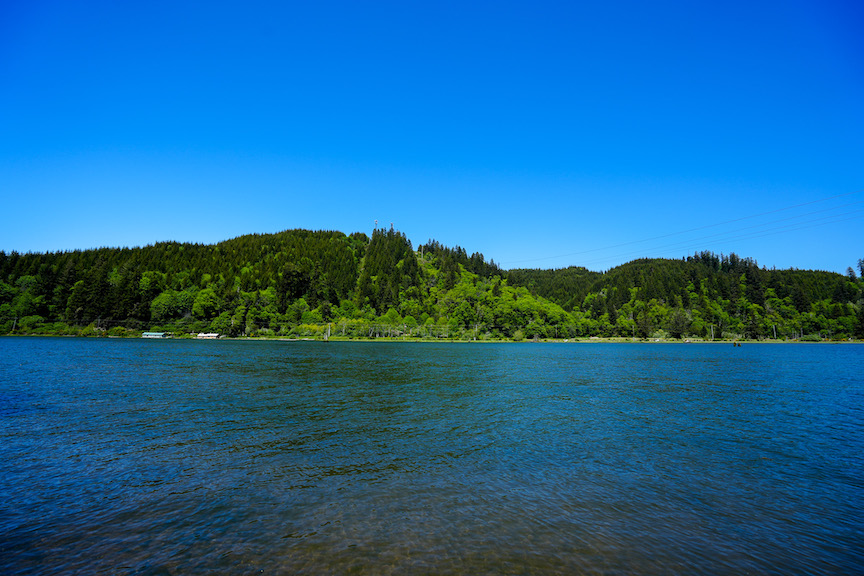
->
<box><xmin>1</xmin><ymin>229</ymin><xmax>862</xmax><ymax>340</ymax></box>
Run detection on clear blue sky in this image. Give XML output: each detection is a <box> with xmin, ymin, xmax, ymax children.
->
<box><xmin>2</xmin><ymin>1</ymin><xmax>862</xmax><ymax>273</ymax></box>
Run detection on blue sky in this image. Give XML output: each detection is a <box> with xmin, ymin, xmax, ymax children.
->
<box><xmin>2</xmin><ymin>0</ymin><xmax>862</xmax><ymax>273</ymax></box>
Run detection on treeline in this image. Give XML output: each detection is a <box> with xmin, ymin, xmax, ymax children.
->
<box><xmin>508</xmin><ymin>252</ymin><xmax>864</xmax><ymax>340</ymax></box>
<box><xmin>1</xmin><ymin>230</ymin><xmax>862</xmax><ymax>340</ymax></box>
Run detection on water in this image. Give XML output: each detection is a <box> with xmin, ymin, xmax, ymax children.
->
<box><xmin>1</xmin><ymin>337</ymin><xmax>862</xmax><ymax>575</ymax></box>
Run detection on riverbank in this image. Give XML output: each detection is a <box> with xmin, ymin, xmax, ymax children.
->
<box><xmin>4</xmin><ymin>332</ymin><xmax>860</xmax><ymax>344</ymax></box>
<box><xmin>318</xmin><ymin>336</ymin><xmax>862</xmax><ymax>344</ymax></box>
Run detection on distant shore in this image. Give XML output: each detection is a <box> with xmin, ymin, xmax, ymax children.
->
<box><xmin>5</xmin><ymin>333</ymin><xmax>859</xmax><ymax>344</ymax></box>
<box><xmin>311</xmin><ymin>337</ymin><xmax>862</xmax><ymax>344</ymax></box>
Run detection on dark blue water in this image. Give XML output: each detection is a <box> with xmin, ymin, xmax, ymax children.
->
<box><xmin>1</xmin><ymin>338</ymin><xmax>862</xmax><ymax>575</ymax></box>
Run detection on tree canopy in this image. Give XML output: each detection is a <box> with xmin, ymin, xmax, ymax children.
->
<box><xmin>1</xmin><ymin>230</ymin><xmax>861</xmax><ymax>341</ymax></box>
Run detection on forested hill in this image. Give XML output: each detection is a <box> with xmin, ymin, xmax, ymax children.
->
<box><xmin>1</xmin><ymin>229</ymin><xmax>862</xmax><ymax>340</ymax></box>
<box><xmin>508</xmin><ymin>252</ymin><xmax>859</xmax><ymax>315</ymax></box>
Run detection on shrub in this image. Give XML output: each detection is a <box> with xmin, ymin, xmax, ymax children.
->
<box><xmin>107</xmin><ymin>326</ymin><xmax>137</xmax><ymax>337</ymax></box>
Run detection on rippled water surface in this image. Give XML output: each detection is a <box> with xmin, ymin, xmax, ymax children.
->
<box><xmin>1</xmin><ymin>337</ymin><xmax>862</xmax><ymax>574</ymax></box>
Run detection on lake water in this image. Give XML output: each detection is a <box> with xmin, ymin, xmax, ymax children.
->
<box><xmin>1</xmin><ymin>337</ymin><xmax>862</xmax><ymax>575</ymax></box>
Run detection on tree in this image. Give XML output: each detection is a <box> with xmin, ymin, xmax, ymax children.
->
<box><xmin>192</xmin><ymin>288</ymin><xmax>219</xmax><ymax>320</ymax></box>
<box><xmin>666</xmin><ymin>308</ymin><xmax>690</xmax><ymax>339</ymax></box>
<box><xmin>635</xmin><ymin>301</ymin><xmax>652</xmax><ymax>338</ymax></box>
<box><xmin>855</xmin><ymin>304</ymin><xmax>864</xmax><ymax>340</ymax></box>
<box><xmin>356</xmin><ymin>228</ymin><xmax>420</xmax><ymax>313</ymax></box>
<box><xmin>403</xmin><ymin>315</ymin><xmax>418</xmax><ymax>336</ymax></box>
<box><xmin>210</xmin><ymin>311</ymin><xmax>233</xmax><ymax>335</ymax></box>
<box><xmin>150</xmin><ymin>291</ymin><xmax>179</xmax><ymax>321</ymax></box>
<box><xmin>277</xmin><ymin>263</ymin><xmax>310</xmax><ymax>311</ymax></box>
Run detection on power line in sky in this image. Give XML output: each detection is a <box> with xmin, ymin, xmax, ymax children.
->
<box><xmin>573</xmin><ymin>210</ymin><xmax>864</xmax><ymax>270</ymax></box>
<box><xmin>502</xmin><ymin>188</ymin><xmax>864</xmax><ymax>268</ymax></box>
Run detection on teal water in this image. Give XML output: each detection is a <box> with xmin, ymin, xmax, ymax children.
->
<box><xmin>1</xmin><ymin>338</ymin><xmax>862</xmax><ymax>575</ymax></box>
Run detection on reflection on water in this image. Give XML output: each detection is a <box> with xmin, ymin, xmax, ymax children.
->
<box><xmin>1</xmin><ymin>338</ymin><xmax>862</xmax><ymax>574</ymax></box>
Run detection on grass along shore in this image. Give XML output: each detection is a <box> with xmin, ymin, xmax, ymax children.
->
<box><xmin>2</xmin><ymin>324</ymin><xmax>859</xmax><ymax>344</ymax></box>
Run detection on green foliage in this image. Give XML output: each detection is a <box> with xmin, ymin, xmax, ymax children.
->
<box><xmin>357</xmin><ymin>228</ymin><xmax>419</xmax><ymax>313</ymax></box>
<box><xmin>854</xmin><ymin>304</ymin><xmax>864</xmax><ymax>339</ymax></box>
<box><xmin>192</xmin><ymin>288</ymin><xmax>220</xmax><ymax>320</ymax></box>
<box><xmin>505</xmin><ymin>266</ymin><xmax>600</xmax><ymax>311</ymax></box>
<box><xmin>666</xmin><ymin>308</ymin><xmax>690</xmax><ymax>339</ymax></box>
<box><xmin>18</xmin><ymin>315</ymin><xmax>46</xmax><ymax>332</ymax></box>
<box><xmin>107</xmin><ymin>326</ymin><xmax>139</xmax><ymax>338</ymax></box>
<box><xmin>151</xmin><ymin>290</ymin><xmax>181</xmax><ymax>321</ymax></box>
<box><xmin>418</xmin><ymin>240</ymin><xmax>501</xmax><ymax>279</ymax></box>
<box><xmin>0</xmin><ymin>236</ymin><xmax>858</xmax><ymax>341</ymax></box>
<box><xmin>505</xmin><ymin>252</ymin><xmax>860</xmax><ymax>341</ymax></box>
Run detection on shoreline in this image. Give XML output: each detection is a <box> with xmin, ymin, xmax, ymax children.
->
<box><xmin>3</xmin><ymin>333</ymin><xmax>861</xmax><ymax>344</ymax></box>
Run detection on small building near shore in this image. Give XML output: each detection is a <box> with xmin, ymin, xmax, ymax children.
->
<box><xmin>196</xmin><ymin>332</ymin><xmax>219</xmax><ymax>339</ymax></box>
<box><xmin>142</xmin><ymin>332</ymin><xmax>167</xmax><ymax>339</ymax></box>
